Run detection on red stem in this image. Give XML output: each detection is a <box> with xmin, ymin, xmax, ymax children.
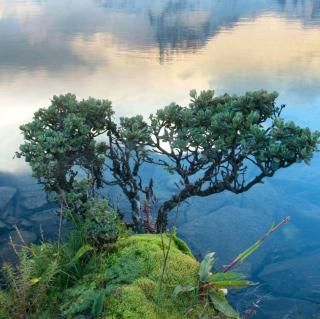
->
<box><xmin>222</xmin><ymin>216</ymin><xmax>291</xmax><ymax>273</ymax></box>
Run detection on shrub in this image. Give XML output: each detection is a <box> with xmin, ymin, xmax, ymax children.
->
<box><xmin>82</xmin><ymin>199</ymin><xmax>123</xmax><ymax>248</ymax></box>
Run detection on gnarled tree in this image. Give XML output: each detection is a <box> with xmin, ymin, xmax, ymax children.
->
<box><xmin>17</xmin><ymin>94</ymin><xmax>113</xmax><ymax>220</ymax></box>
<box><xmin>149</xmin><ymin>90</ymin><xmax>319</xmax><ymax>231</ymax></box>
<box><xmin>18</xmin><ymin>90</ymin><xmax>319</xmax><ymax>233</ymax></box>
<box><xmin>105</xmin><ymin>114</ymin><xmax>154</xmax><ymax>233</ymax></box>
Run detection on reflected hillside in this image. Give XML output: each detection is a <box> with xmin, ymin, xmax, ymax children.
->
<box><xmin>99</xmin><ymin>0</ymin><xmax>320</xmax><ymax>61</ymax></box>
<box><xmin>0</xmin><ymin>0</ymin><xmax>319</xmax><ymax>69</ymax></box>
<box><xmin>277</xmin><ymin>0</ymin><xmax>320</xmax><ymax>24</ymax></box>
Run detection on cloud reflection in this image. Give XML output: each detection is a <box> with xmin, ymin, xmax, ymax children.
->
<box><xmin>0</xmin><ymin>0</ymin><xmax>319</xmax><ymax>172</ymax></box>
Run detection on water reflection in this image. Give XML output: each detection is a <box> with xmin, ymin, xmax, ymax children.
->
<box><xmin>1</xmin><ymin>0</ymin><xmax>319</xmax><ymax>172</ymax></box>
<box><xmin>0</xmin><ymin>1</ymin><xmax>320</xmax><ymax>317</ymax></box>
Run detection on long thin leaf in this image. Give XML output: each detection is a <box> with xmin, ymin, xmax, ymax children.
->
<box><xmin>91</xmin><ymin>290</ymin><xmax>105</xmax><ymax>316</ymax></box>
<box><xmin>211</xmin><ymin>280</ymin><xmax>257</xmax><ymax>289</ymax></box>
<box><xmin>237</xmin><ymin>241</ymin><xmax>262</xmax><ymax>263</ymax></box>
<box><xmin>209</xmin><ymin>272</ymin><xmax>244</xmax><ymax>282</ymax></box>
<box><xmin>208</xmin><ymin>290</ymin><xmax>238</xmax><ymax>318</ymax></box>
<box><xmin>30</xmin><ymin>277</ymin><xmax>41</xmax><ymax>286</ymax></box>
<box><xmin>199</xmin><ymin>252</ymin><xmax>215</xmax><ymax>282</ymax></box>
<box><xmin>71</xmin><ymin>244</ymin><xmax>94</xmax><ymax>263</ymax></box>
<box><xmin>173</xmin><ymin>285</ymin><xmax>196</xmax><ymax>296</ymax></box>
<box><xmin>223</xmin><ymin>216</ymin><xmax>291</xmax><ymax>272</ymax></box>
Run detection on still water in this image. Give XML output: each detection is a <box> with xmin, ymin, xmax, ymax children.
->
<box><xmin>0</xmin><ymin>0</ymin><xmax>320</xmax><ymax>318</ymax></box>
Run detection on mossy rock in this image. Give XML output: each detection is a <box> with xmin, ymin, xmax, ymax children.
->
<box><xmin>104</xmin><ymin>234</ymin><xmax>225</xmax><ymax>319</ymax></box>
<box><xmin>0</xmin><ymin>232</ymin><xmax>229</xmax><ymax>319</ymax></box>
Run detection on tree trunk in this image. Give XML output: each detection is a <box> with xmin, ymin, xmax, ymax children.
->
<box><xmin>156</xmin><ymin>206</ymin><xmax>169</xmax><ymax>233</ymax></box>
<box><xmin>155</xmin><ymin>198</ymin><xmax>180</xmax><ymax>233</ymax></box>
<box><xmin>131</xmin><ymin>196</ymin><xmax>145</xmax><ymax>233</ymax></box>
<box><xmin>155</xmin><ymin>186</ymin><xmax>194</xmax><ymax>233</ymax></box>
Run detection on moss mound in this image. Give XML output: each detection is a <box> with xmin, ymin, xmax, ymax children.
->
<box><xmin>104</xmin><ymin>234</ymin><xmax>223</xmax><ymax>319</ymax></box>
<box><xmin>0</xmin><ymin>233</ymin><xmax>228</xmax><ymax>319</ymax></box>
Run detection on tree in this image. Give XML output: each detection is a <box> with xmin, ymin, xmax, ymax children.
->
<box><xmin>17</xmin><ymin>94</ymin><xmax>113</xmax><ymax>220</ymax></box>
<box><xmin>105</xmin><ymin>114</ymin><xmax>153</xmax><ymax>233</ymax></box>
<box><xmin>148</xmin><ymin>90</ymin><xmax>319</xmax><ymax>231</ymax></box>
<box><xmin>18</xmin><ymin>90</ymin><xmax>319</xmax><ymax>233</ymax></box>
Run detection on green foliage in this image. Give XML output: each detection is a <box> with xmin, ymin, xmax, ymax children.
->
<box><xmin>173</xmin><ymin>284</ymin><xmax>196</xmax><ymax>295</ymax></box>
<box><xmin>82</xmin><ymin>199</ymin><xmax>122</xmax><ymax>247</ymax></box>
<box><xmin>11</xmin><ymin>90</ymin><xmax>319</xmax><ymax>318</ymax></box>
<box><xmin>172</xmin><ymin>234</ymin><xmax>193</xmax><ymax>257</ymax></box>
<box><xmin>61</xmin><ymin>282</ymin><xmax>106</xmax><ymax>318</ymax></box>
<box><xmin>17</xmin><ymin>91</ymin><xmax>319</xmax><ymax>233</ymax></box>
<box><xmin>1</xmin><ymin>234</ymin><xmax>234</xmax><ymax>319</ymax></box>
<box><xmin>119</xmin><ymin>115</ymin><xmax>151</xmax><ymax>146</ymax></box>
<box><xmin>104</xmin><ymin>235</ymin><xmax>200</xmax><ymax>318</ymax></box>
<box><xmin>108</xmin><ymin>284</ymin><xmax>159</xmax><ymax>319</ymax></box>
<box><xmin>0</xmin><ymin>251</ymin><xmax>59</xmax><ymax>319</ymax></box>
<box><xmin>149</xmin><ymin>90</ymin><xmax>320</xmax><ymax>230</ymax></box>
<box><xmin>199</xmin><ymin>252</ymin><xmax>216</xmax><ymax>282</ymax></box>
<box><xmin>208</xmin><ymin>272</ymin><xmax>252</xmax><ymax>288</ymax></box>
<box><xmin>58</xmin><ymin>189</ymin><xmax>123</xmax><ymax>246</ymax></box>
<box><xmin>174</xmin><ymin>251</ymin><xmax>257</xmax><ymax>318</ymax></box>
<box><xmin>0</xmin><ymin>290</ymin><xmax>8</xmax><ymax>318</ymax></box>
<box><xmin>71</xmin><ymin>244</ymin><xmax>94</xmax><ymax>262</ymax></box>
<box><xmin>208</xmin><ymin>290</ymin><xmax>238</xmax><ymax>318</ymax></box>
<box><xmin>0</xmin><ymin>228</ymin><xmax>107</xmax><ymax>318</ymax></box>
<box><xmin>16</xmin><ymin>94</ymin><xmax>120</xmax><ymax>248</ymax></box>
<box><xmin>17</xmin><ymin>93</ymin><xmax>112</xmax><ymax>195</ymax></box>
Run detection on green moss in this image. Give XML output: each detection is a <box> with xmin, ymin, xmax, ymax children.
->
<box><xmin>106</xmin><ymin>234</ymin><xmax>198</xmax><ymax>286</ymax></box>
<box><xmin>134</xmin><ymin>277</ymin><xmax>156</xmax><ymax>298</ymax></box>
<box><xmin>0</xmin><ymin>233</ymin><xmax>227</xmax><ymax>319</ymax></box>
<box><xmin>104</xmin><ymin>234</ymin><xmax>221</xmax><ymax>319</ymax></box>
<box><xmin>172</xmin><ymin>234</ymin><xmax>193</xmax><ymax>257</ymax></box>
<box><xmin>108</xmin><ymin>285</ymin><xmax>158</xmax><ymax>319</ymax></box>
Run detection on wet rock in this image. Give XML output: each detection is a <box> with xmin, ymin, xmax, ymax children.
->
<box><xmin>6</xmin><ymin>216</ymin><xmax>20</xmax><ymax>225</ymax></box>
<box><xmin>29</xmin><ymin>208</ymin><xmax>58</xmax><ymax>224</ymax></box>
<box><xmin>19</xmin><ymin>182</ymin><xmax>48</xmax><ymax>212</ymax></box>
<box><xmin>0</xmin><ymin>220</ymin><xmax>8</xmax><ymax>230</ymax></box>
<box><xmin>178</xmin><ymin>181</ymin><xmax>279</xmax><ymax>227</ymax></box>
<box><xmin>232</xmin><ymin>284</ymin><xmax>317</xmax><ymax>319</ymax></box>
<box><xmin>253</xmin><ymin>295</ymin><xmax>316</xmax><ymax>319</ymax></box>
<box><xmin>28</xmin><ymin>208</ymin><xmax>60</xmax><ymax>240</ymax></box>
<box><xmin>8</xmin><ymin>229</ymin><xmax>37</xmax><ymax>246</ymax></box>
<box><xmin>0</xmin><ymin>217</ymin><xmax>33</xmax><ymax>230</ymax></box>
<box><xmin>20</xmin><ymin>219</ymin><xmax>33</xmax><ymax>228</ymax></box>
<box><xmin>0</xmin><ymin>186</ymin><xmax>17</xmax><ymax>218</ymax></box>
<box><xmin>257</xmin><ymin>249</ymin><xmax>320</xmax><ymax>300</ymax></box>
<box><xmin>178</xmin><ymin>204</ymin><xmax>275</xmax><ymax>273</ymax></box>
<box><xmin>0</xmin><ymin>243</ymin><xmax>16</xmax><ymax>263</ymax></box>
<box><xmin>0</xmin><ymin>230</ymin><xmax>37</xmax><ymax>263</ymax></box>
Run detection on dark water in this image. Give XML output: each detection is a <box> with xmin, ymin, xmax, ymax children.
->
<box><xmin>0</xmin><ymin>0</ymin><xmax>320</xmax><ymax>318</ymax></box>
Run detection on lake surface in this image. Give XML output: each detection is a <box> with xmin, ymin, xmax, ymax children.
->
<box><xmin>0</xmin><ymin>0</ymin><xmax>320</xmax><ymax>318</ymax></box>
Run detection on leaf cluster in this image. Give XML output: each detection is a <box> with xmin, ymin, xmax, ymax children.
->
<box><xmin>149</xmin><ymin>90</ymin><xmax>319</xmax><ymax>193</ymax></box>
<box><xmin>17</xmin><ymin>94</ymin><xmax>112</xmax><ymax>194</ymax></box>
<box><xmin>174</xmin><ymin>252</ymin><xmax>256</xmax><ymax>318</ymax></box>
<box><xmin>0</xmin><ymin>226</ymin><xmax>111</xmax><ymax>319</ymax></box>
<box><xmin>82</xmin><ymin>199</ymin><xmax>122</xmax><ymax>247</ymax></box>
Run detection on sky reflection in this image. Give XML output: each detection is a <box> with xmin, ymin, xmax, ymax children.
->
<box><xmin>0</xmin><ymin>0</ymin><xmax>319</xmax><ymax>172</ymax></box>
